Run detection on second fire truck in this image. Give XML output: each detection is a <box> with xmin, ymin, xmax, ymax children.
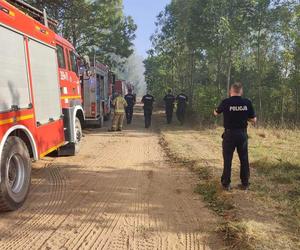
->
<box><xmin>80</xmin><ymin>58</ymin><xmax>114</xmax><ymax>127</ymax></box>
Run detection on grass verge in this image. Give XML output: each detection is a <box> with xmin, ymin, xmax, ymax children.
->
<box><xmin>160</xmin><ymin>127</ymin><xmax>300</xmax><ymax>249</ymax></box>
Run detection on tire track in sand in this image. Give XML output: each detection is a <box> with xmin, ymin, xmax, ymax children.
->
<box><xmin>0</xmin><ymin>107</ymin><xmax>224</xmax><ymax>250</ymax></box>
<box><xmin>0</xmin><ymin>166</ymin><xmax>66</xmax><ymax>249</ymax></box>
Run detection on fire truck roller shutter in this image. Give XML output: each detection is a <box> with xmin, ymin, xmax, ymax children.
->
<box><xmin>28</xmin><ymin>39</ymin><xmax>61</xmax><ymax>125</ymax></box>
<box><xmin>0</xmin><ymin>25</ymin><xmax>31</xmax><ymax>112</ymax></box>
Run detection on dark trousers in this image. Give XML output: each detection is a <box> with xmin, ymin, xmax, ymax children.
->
<box><xmin>221</xmin><ymin>130</ymin><xmax>250</xmax><ymax>187</ymax></box>
<box><xmin>144</xmin><ymin>108</ymin><xmax>152</xmax><ymax>128</ymax></box>
<box><xmin>126</xmin><ymin>106</ymin><xmax>134</xmax><ymax>124</ymax></box>
<box><xmin>176</xmin><ymin>107</ymin><xmax>186</xmax><ymax>125</ymax></box>
<box><xmin>165</xmin><ymin>106</ymin><xmax>174</xmax><ymax>124</ymax></box>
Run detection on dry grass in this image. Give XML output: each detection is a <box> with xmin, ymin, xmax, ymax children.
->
<box><xmin>161</xmin><ymin>125</ymin><xmax>300</xmax><ymax>249</ymax></box>
<box><xmin>217</xmin><ymin>220</ymin><xmax>296</xmax><ymax>250</ymax></box>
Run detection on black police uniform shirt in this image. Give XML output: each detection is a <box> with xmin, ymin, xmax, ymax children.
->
<box><xmin>216</xmin><ymin>96</ymin><xmax>256</xmax><ymax>129</ymax></box>
<box><xmin>176</xmin><ymin>94</ymin><xmax>188</xmax><ymax>107</ymax></box>
<box><xmin>164</xmin><ymin>94</ymin><xmax>175</xmax><ymax>107</ymax></box>
<box><xmin>125</xmin><ymin>93</ymin><xmax>136</xmax><ymax>107</ymax></box>
<box><xmin>142</xmin><ymin>94</ymin><xmax>155</xmax><ymax>110</ymax></box>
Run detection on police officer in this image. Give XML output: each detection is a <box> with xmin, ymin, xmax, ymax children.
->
<box><xmin>176</xmin><ymin>93</ymin><xmax>188</xmax><ymax>125</ymax></box>
<box><xmin>110</xmin><ymin>92</ymin><xmax>127</xmax><ymax>132</ymax></box>
<box><xmin>125</xmin><ymin>89</ymin><xmax>136</xmax><ymax>124</ymax></box>
<box><xmin>163</xmin><ymin>89</ymin><xmax>176</xmax><ymax>124</ymax></box>
<box><xmin>142</xmin><ymin>93</ymin><xmax>155</xmax><ymax>128</ymax></box>
<box><xmin>214</xmin><ymin>82</ymin><xmax>257</xmax><ymax>191</ymax></box>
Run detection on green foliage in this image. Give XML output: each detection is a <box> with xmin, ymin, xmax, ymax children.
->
<box><xmin>145</xmin><ymin>0</ymin><xmax>300</xmax><ymax>125</ymax></box>
<box><xmin>27</xmin><ymin>0</ymin><xmax>137</xmax><ymax>66</ymax></box>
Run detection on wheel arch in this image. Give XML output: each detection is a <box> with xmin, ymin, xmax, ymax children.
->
<box><xmin>75</xmin><ymin>106</ymin><xmax>84</xmax><ymax>127</ymax></box>
<box><xmin>0</xmin><ymin>125</ymin><xmax>38</xmax><ymax>164</ymax></box>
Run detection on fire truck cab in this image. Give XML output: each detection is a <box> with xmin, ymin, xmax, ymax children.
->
<box><xmin>55</xmin><ymin>34</ymin><xmax>84</xmax><ymax>154</ymax></box>
<box><xmin>0</xmin><ymin>0</ymin><xmax>83</xmax><ymax>211</ymax></box>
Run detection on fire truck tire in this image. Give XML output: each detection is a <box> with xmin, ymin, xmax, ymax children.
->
<box><xmin>104</xmin><ymin>113</ymin><xmax>111</xmax><ymax>121</ymax></box>
<box><xmin>74</xmin><ymin>117</ymin><xmax>82</xmax><ymax>154</ymax></box>
<box><xmin>0</xmin><ymin>136</ymin><xmax>31</xmax><ymax>211</ymax></box>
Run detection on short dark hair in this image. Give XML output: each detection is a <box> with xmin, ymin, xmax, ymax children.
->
<box><xmin>231</xmin><ymin>82</ymin><xmax>243</xmax><ymax>93</ymax></box>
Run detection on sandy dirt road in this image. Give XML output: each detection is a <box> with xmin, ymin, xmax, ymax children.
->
<box><xmin>0</xmin><ymin>107</ymin><xmax>224</xmax><ymax>250</ymax></box>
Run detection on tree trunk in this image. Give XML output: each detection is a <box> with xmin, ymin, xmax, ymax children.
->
<box><xmin>258</xmin><ymin>86</ymin><xmax>263</xmax><ymax>123</ymax></box>
<box><xmin>281</xmin><ymin>95</ymin><xmax>285</xmax><ymax>125</ymax></box>
<box><xmin>257</xmin><ymin>12</ymin><xmax>263</xmax><ymax>123</ymax></box>
<box><xmin>189</xmin><ymin>49</ymin><xmax>195</xmax><ymax>108</ymax></box>
<box><xmin>296</xmin><ymin>86</ymin><xmax>299</xmax><ymax>124</ymax></box>
<box><xmin>226</xmin><ymin>47</ymin><xmax>232</xmax><ymax>97</ymax></box>
<box><xmin>217</xmin><ymin>54</ymin><xmax>223</xmax><ymax>98</ymax></box>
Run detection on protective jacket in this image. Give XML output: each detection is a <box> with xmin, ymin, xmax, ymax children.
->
<box><xmin>112</xmin><ymin>96</ymin><xmax>127</xmax><ymax>114</ymax></box>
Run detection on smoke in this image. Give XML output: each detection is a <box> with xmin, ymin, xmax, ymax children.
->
<box><xmin>115</xmin><ymin>49</ymin><xmax>147</xmax><ymax>97</ymax></box>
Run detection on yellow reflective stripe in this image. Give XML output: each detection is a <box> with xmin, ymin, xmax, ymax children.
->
<box><xmin>0</xmin><ymin>114</ymin><xmax>34</xmax><ymax>126</ymax></box>
<box><xmin>9</xmin><ymin>11</ymin><xmax>15</xmax><ymax>17</ymax></box>
<box><xmin>61</xmin><ymin>96</ymin><xmax>81</xmax><ymax>100</ymax></box>
<box><xmin>17</xmin><ymin>114</ymin><xmax>34</xmax><ymax>122</ymax></box>
<box><xmin>115</xmin><ymin>109</ymin><xmax>125</xmax><ymax>113</ymax></box>
<box><xmin>40</xmin><ymin>142</ymin><xmax>64</xmax><ymax>158</ymax></box>
<box><xmin>0</xmin><ymin>118</ymin><xmax>14</xmax><ymax>126</ymax></box>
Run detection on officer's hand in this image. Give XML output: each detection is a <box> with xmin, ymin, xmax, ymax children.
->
<box><xmin>248</xmin><ymin>117</ymin><xmax>257</xmax><ymax>126</ymax></box>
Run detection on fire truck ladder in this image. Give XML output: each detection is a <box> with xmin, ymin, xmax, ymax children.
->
<box><xmin>7</xmin><ymin>0</ymin><xmax>58</xmax><ymax>28</ymax></box>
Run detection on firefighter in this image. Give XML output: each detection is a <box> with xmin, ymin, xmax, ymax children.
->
<box><xmin>214</xmin><ymin>82</ymin><xmax>257</xmax><ymax>191</ymax></box>
<box><xmin>176</xmin><ymin>93</ymin><xmax>188</xmax><ymax>125</ymax></box>
<box><xmin>110</xmin><ymin>92</ymin><xmax>127</xmax><ymax>132</ymax></box>
<box><xmin>163</xmin><ymin>89</ymin><xmax>176</xmax><ymax>124</ymax></box>
<box><xmin>142</xmin><ymin>93</ymin><xmax>155</xmax><ymax>128</ymax></box>
<box><xmin>125</xmin><ymin>89</ymin><xmax>136</xmax><ymax>124</ymax></box>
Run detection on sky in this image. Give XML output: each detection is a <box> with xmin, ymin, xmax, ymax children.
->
<box><xmin>123</xmin><ymin>0</ymin><xmax>171</xmax><ymax>58</ymax></box>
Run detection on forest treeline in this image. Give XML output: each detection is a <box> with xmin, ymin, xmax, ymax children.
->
<box><xmin>27</xmin><ymin>0</ymin><xmax>137</xmax><ymax>67</ymax></box>
<box><xmin>144</xmin><ymin>0</ymin><xmax>300</xmax><ymax>125</ymax></box>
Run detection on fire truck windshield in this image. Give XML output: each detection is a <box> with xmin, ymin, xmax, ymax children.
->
<box><xmin>70</xmin><ymin>51</ymin><xmax>79</xmax><ymax>75</ymax></box>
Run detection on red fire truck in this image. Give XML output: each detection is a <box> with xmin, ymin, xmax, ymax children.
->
<box><xmin>114</xmin><ymin>80</ymin><xmax>135</xmax><ymax>96</ymax></box>
<box><xmin>0</xmin><ymin>0</ymin><xmax>84</xmax><ymax>211</ymax></box>
<box><xmin>115</xmin><ymin>80</ymin><xmax>128</xmax><ymax>96</ymax></box>
<box><xmin>80</xmin><ymin>59</ymin><xmax>112</xmax><ymax>127</ymax></box>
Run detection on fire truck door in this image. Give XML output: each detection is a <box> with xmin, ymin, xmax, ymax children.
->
<box><xmin>100</xmin><ymin>76</ymin><xmax>105</xmax><ymax>113</ymax></box>
<box><xmin>96</xmin><ymin>74</ymin><xmax>101</xmax><ymax>116</ymax></box>
<box><xmin>100</xmin><ymin>76</ymin><xmax>104</xmax><ymax>99</ymax></box>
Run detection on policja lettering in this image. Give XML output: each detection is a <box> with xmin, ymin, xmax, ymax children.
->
<box><xmin>229</xmin><ymin>106</ymin><xmax>248</xmax><ymax>112</ymax></box>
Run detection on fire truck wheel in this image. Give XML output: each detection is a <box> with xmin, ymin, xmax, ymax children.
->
<box><xmin>0</xmin><ymin>136</ymin><xmax>31</xmax><ymax>211</ymax></box>
<box><xmin>74</xmin><ymin>117</ymin><xmax>82</xmax><ymax>154</ymax></box>
<box><xmin>104</xmin><ymin>113</ymin><xmax>111</xmax><ymax>121</ymax></box>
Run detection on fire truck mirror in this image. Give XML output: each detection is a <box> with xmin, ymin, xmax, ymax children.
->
<box><xmin>11</xmin><ymin>105</ymin><xmax>19</xmax><ymax>111</ymax></box>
